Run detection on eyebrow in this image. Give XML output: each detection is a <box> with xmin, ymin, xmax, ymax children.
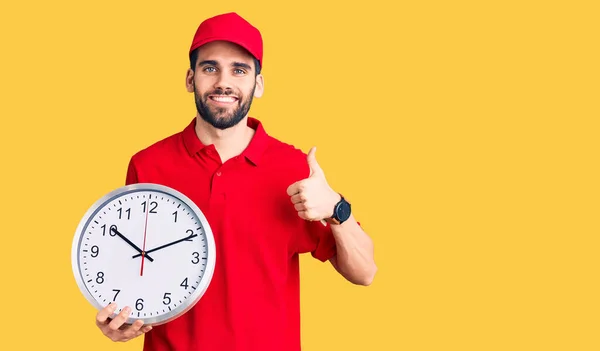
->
<box><xmin>232</xmin><ymin>61</ymin><xmax>252</xmax><ymax>71</ymax></box>
<box><xmin>198</xmin><ymin>60</ymin><xmax>252</xmax><ymax>71</ymax></box>
<box><xmin>198</xmin><ymin>60</ymin><xmax>218</xmax><ymax>67</ymax></box>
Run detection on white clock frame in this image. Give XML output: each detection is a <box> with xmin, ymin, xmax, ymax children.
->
<box><xmin>71</xmin><ymin>183</ymin><xmax>216</xmax><ymax>326</ymax></box>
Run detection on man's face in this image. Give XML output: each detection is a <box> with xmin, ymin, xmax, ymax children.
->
<box><xmin>186</xmin><ymin>41</ymin><xmax>264</xmax><ymax>130</ymax></box>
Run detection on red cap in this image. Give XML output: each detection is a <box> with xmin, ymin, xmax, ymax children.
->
<box><xmin>189</xmin><ymin>12</ymin><xmax>263</xmax><ymax>68</ymax></box>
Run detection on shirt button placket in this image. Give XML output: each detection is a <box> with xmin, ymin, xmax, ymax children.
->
<box><xmin>211</xmin><ymin>169</ymin><xmax>226</xmax><ymax>203</ymax></box>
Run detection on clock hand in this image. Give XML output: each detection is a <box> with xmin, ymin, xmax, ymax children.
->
<box><xmin>132</xmin><ymin>233</ymin><xmax>198</xmax><ymax>258</ymax></box>
<box><xmin>111</xmin><ymin>225</ymin><xmax>154</xmax><ymax>262</ymax></box>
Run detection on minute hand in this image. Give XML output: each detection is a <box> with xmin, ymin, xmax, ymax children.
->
<box><xmin>132</xmin><ymin>233</ymin><xmax>198</xmax><ymax>258</ymax></box>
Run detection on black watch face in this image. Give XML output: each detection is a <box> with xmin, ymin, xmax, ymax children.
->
<box><xmin>336</xmin><ymin>200</ymin><xmax>351</xmax><ymax>222</ymax></box>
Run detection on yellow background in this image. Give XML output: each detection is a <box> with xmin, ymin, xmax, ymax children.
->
<box><xmin>1</xmin><ymin>0</ymin><xmax>598</xmax><ymax>350</ymax></box>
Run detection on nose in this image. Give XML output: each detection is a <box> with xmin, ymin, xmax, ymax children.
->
<box><xmin>213</xmin><ymin>71</ymin><xmax>233</xmax><ymax>92</ymax></box>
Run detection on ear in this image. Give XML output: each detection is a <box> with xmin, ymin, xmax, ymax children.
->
<box><xmin>185</xmin><ymin>69</ymin><xmax>195</xmax><ymax>93</ymax></box>
<box><xmin>253</xmin><ymin>74</ymin><xmax>264</xmax><ymax>98</ymax></box>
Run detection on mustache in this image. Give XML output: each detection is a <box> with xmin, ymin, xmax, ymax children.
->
<box><xmin>206</xmin><ymin>88</ymin><xmax>238</xmax><ymax>97</ymax></box>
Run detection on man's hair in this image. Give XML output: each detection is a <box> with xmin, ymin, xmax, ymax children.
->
<box><xmin>189</xmin><ymin>48</ymin><xmax>261</xmax><ymax>76</ymax></box>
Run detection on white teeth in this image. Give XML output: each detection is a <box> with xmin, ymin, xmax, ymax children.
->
<box><xmin>212</xmin><ymin>96</ymin><xmax>236</xmax><ymax>102</ymax></box>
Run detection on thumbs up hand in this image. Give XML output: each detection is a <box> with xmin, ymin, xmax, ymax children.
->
<box><xmin>286</xmin><ymin>147</ymin><xmax>341</xmax><ymax>222</ymax></box>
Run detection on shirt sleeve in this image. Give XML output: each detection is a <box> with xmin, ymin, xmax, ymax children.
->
<box><xmin>125</xmin><ymin>157</ymin><xmax>139</xmax><ymax>185</ymax></box>
<box><xmin>296</xmin><ymin>219</ymin><xmax>338</xmax><ymax>262</ymax></box>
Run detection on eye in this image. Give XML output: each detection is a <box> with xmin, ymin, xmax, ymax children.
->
<box><xmin>233</xmin><ymin>68</ymin><xmax>246</xmax><ymax>75</ymax></box>
<box><xmin>203</xmin><ymin>66</ymin><xmax>217</xmax><ymax>73</ymax></box>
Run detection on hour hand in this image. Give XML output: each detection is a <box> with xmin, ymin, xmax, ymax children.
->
<box><xmin>110</xmin><ymin>225</ymin><xmax>154</xmax><ymax>262</ymax></box>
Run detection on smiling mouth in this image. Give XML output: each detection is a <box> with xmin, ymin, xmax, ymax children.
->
<box><xmin>209</xmin><ymin>95</ymin><xmax>238</xmax><ymax>103</ymax></box>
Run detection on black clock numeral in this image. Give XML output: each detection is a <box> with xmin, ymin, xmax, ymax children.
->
<box><xmin>185</xmin><ymin>230</ymin><xmax>195</xmax><ymax>242</ymax></box>
<box><xmin>117</xmin><ymin>207</ymin><xmax>131</xmax><ymax>220</ymax></box>
<box><xmin>163</xmin><ymin>292</ymin><xmax>172</xmax><ymax>305</ymax></box>
<box><xmin>91</xmin><ymin>245</ymin><xmax>99</xmax><ymax>258</ymax></box>
<box><xmin>191</xmin><ymin>252</ymin><xmax>200</xmax><ymax>264</ymax></box>
<box><xmin>172</xmin><ymin>211</ymin><xmax>178</xmax><ymax>222</ymax></box>
<box><xmin>101</xmin><ymin>224</ymin><xmax>117</xmax><ymax>237</ymax></box>
<box><xmin>96</xmin><ymin>271</ymin><xmax>104</xmax><ymax>284</ymax></box>
<box><xmin>135</xmin><ymin>298</ymin><xmax>144</xmax><ymax>311</ymax></box>
<box><xmin>142</xmin><ymin>201</ymin><xmax>158</xmax><ymax>214</ymax></box>
<box><xmin>180</xmin><ymin>278</ymin><xmax>189</xmax><ymax>289</ymax></box>
<box><xmin>112</xmin><ymin>289</ymin><xmax>120</xmax><ymax>301</ymax></box>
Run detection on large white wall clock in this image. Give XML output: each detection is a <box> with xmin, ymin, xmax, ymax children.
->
<box><xmin>71</xmin><ymin>183</ymin><xmax>216</xmax><ymax>326</ymax></box>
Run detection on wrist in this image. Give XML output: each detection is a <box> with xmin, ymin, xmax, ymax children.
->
<box><xmin>328</xmin><ymin>191</ymin><xmax>342</xmax><ymax>217</ymax></box>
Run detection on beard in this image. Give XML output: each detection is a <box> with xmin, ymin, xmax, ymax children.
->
<box><xmin>194</xmin><ymin>83</ymin><xmax>255</xmax><ymax>130</ymax></box>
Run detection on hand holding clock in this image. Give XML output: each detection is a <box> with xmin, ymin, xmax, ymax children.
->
<box><xmin>96</xmin><ymin>302</ymin><xmax>152</xmax><ymax>342</ymax></box>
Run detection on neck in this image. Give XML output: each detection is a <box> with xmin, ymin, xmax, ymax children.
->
<box><xmin>194</xmin><ymin>116</ymin><xmax>255</xmax><ymax>163</ymax></box>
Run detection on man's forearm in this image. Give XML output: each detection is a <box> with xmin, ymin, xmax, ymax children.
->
<box><xmin>329</xmin><ymin>214</ymin><xmax>377</xmax><ymax>285</ymax></box>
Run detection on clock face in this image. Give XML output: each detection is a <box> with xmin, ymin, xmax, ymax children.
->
<box><xmin>71</xmin><ymin>183</ymin><xmax>216</xmax><ymax>326</ymax></box>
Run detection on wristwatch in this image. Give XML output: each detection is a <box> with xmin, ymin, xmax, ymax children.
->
<box><xmin>325</xmin><ymin>194</ymin><xmax>352</xmax><ymax>225</ymax></box>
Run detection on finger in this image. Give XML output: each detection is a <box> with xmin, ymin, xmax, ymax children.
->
<box><xmin>122</xmin><ymin>319</ymin><xmax>144</xmax><ymax>339</ymax></box>
<box><xmin>298</xmin><ymin>210</ymin><xmax>314</xmax><ymax>221</ymax></box>
<box><xmin>290</xmin><ymin>193</ymin><xmax>306</xmax><ymax>204</ymax></box>
<box><xmin>107</xmin><ymin>307</ymin><xmax>131</xmax><ymax>332</ymax></box>
<box><xmin>294</xmin><ymin>202</ymin><xmax>307</xmax><ymax>211</ymax></box>
<box><xmin>131</xmin><ymin>325</ymin><xmax>152</xmax><ymax>339</ymax></box>
<box><xmin>127</xmin><ymin>319</ymin><xmax>144</xmax><ymax>331</ymax></box>
<box><xmin>123</xmin><ymin>322</ymin><xmax>152</xmax><ymax>342</ymax></box>
<box><xmin>307</xmin><ymin>146</ymin><xmax>315</xmax><ymax>177</ymax></box>
<box><xmin>306</xmin><ymin>146</ymin><xmax>323</xmax><ymax>177</ymax></box>
<box><xmin>286</xmin><ymin>182</ymin><xmax>299</xmax><ymax>196</ymax></box>
<box><xmin>286</xmin><ymin>181</ymin><xmax>305</xmax><ymax>196</ymax></box>
<box><xmin>96</xmin><ymin>302</ymin><xmax>118</xmax><ymax>326</ymax></box>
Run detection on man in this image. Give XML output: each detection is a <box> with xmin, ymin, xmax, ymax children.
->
<box><xmin>94</xmin><ymin>12</ymin><xmax>377</xmax><ymax>350</ymax></box>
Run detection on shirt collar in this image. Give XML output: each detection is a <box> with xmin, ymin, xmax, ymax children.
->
<box><xmin>182</xmin><ymin>116</ymin><xmax>269</xmax><ymax>166</ymax></box>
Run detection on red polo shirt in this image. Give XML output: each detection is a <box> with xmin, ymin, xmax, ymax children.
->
<box><xmin>125</xmin><ymin>117</ymin><xmax>337</xmax><ymax>351</ymax></box>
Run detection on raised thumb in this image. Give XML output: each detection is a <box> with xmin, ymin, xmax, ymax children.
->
<box><xmin>307</xmin><ymin>146</ymin><xmax>322</xmax><ymax>176</ymax></box>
